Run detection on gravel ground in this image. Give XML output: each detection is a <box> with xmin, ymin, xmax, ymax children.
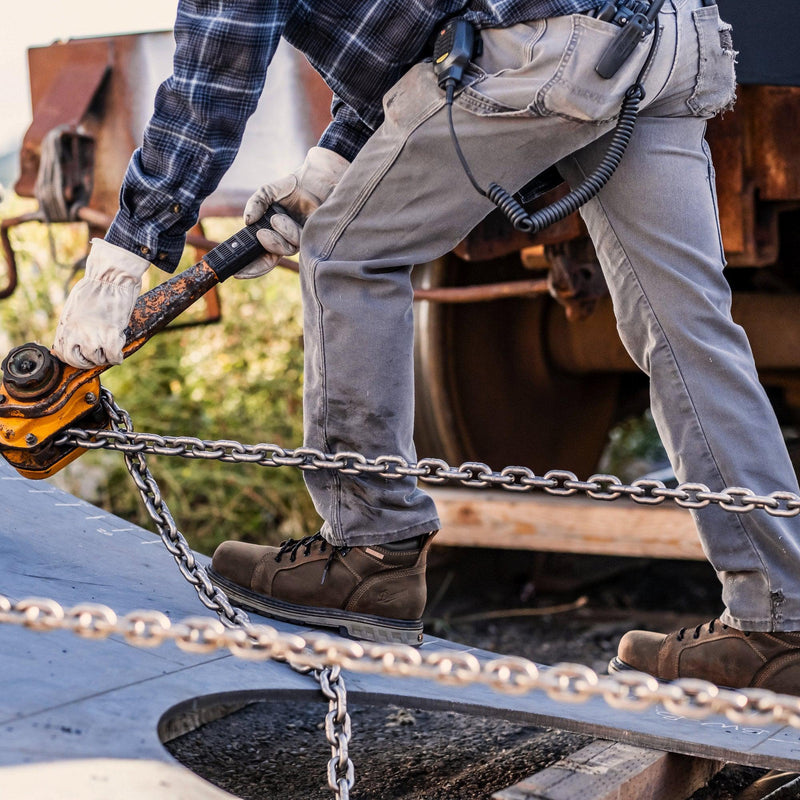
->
<box><xmin>169</xmin><ymin>700</ymin><xmax>593</xmax><ymax>799</ymax></box>
<box><xmin>167</xmin><ymin>548</ymin><xmax>780</xmax><ymax>799</ymax></box>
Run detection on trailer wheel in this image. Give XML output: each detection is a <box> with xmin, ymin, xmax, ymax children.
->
<box><xmin>413</xmin><ymin>254</ymin><xmax>622</xmax><ymax>477</ymax></box>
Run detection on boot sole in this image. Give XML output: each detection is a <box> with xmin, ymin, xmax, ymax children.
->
<box><xmin>608</xmin><ymin>656</ymin><xmax>637</xmax><ymax>674</ymax></box>
<box><xmin>609</xmin><ymin>656</ymin><xmax>743</xmax><ymax>689</ymax></box>
<box><xmin>207</xmin><ymin>567</ymin><xmax>425</xmax><ymax>647</ymax></box>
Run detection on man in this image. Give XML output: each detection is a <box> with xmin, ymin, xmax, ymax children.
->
<box><xmin>52</xmin><ymin>0</ymin><xmax>800</xmax><ymax>690</ymax></box>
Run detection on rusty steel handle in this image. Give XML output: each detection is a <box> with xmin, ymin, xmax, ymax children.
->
<box><xmin>121</xmin><ymin>206</ymin><xmax>282</xmax><ymax>361</ymax></box>
<box><xmin>2</xmin><ymin>207</ymin><xmax>282</xmax><ymax>400</ymax></box>
<box><xmin>0</xmin><ymin>206</ymin><xmax>284</xmax><ymax>478</ymax></box>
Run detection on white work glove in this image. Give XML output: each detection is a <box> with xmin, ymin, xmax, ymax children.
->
<box><xmin>237</xmin><ymin>146</ymin><xmax>350</xmax><ymax>279</ymax></box>
<box><xmin>52</xmin><ymin>238</ymin><xmax>150</xmax><ymax>369</ymax></box>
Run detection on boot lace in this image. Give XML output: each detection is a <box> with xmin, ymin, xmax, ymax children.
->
<box><xmin>274</xmin><ymin>533</ymin><xmax>351</xmax><ymax>584</ymax></box>
<box><xmin>676</xmin><ymin>618</ymin><xmax>746</xmax><ymax>641</ymax></box>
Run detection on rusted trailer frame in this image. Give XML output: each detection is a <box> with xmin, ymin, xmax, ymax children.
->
<box><xmin>2</xmin><ymin>31</ymin><xmax>330</xmax><ymax>322</ymax></box>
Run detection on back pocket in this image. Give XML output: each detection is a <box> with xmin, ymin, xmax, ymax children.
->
<box><xmin>687</xmin><ymin>6</ymin><xmax>737</xmax><ymax>117</ymax></box>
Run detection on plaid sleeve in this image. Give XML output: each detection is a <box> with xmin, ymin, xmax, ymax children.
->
<box><xmin>106</xmin><ymin>0</ymin><xmax>289</xmax><ymax>272</ymax></box>
<box><xmin>317</xmin><ymin>95</ymin><xmax>374</xmax><ymax>162</ymax></box>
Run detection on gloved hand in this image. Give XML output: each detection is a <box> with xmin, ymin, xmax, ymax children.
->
<box><xmin>237</xmin><ymin>146</ymin><xmax>350</xmax><ymax>279</ymax></box>
<box><xmin>52</xmin><ymin>238</ymin><xmax>150</xmax><ymax>369</ymax></box>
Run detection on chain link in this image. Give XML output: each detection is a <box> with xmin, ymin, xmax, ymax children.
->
<box><xmin>8</xmin><ymin>592</ymin><xmax>800</xmax><ymax>730</ymax></box>
<box><xmin>91</xmin><ymin>390</ymin><xmax>354</xmax><ymax>799</ymax></box>
<box><xmin>319</xmin><ymin>666</ymin><xmax>355</xmax><ymax>798</ymax></box>
<box><xmin>58</xmin><ymin>425</ymin><xmax>800</xmax><ymax>517</ymax></box>
<box><xmin>99</xmin><ymin>393</ymin><xmax>249</xmax><ymax>628</ymax></box>
<box><xmin>35</xmin><ymin>387</ymin><xmax>800</xmax><ymax>791</ymax></box>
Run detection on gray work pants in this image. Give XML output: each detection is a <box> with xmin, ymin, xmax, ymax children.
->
<box><xmin>299</xmin><ymin>0</ymin><xmax>800</xmax><ymax>630</ymax></box>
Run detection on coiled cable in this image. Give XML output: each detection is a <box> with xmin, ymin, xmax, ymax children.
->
<box><xmin>446</xmin><ymin>22</ymin><xmax>661</xmax><ymax>234</ymax></box>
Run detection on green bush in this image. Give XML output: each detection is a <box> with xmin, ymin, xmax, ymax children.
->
<box><xmin>597</xmin><ymin>408</ymin><xmax>669</xmax><ymax>483</ymax></box>
<box><xmin>0</xmin><ymin>196</ymin><xmax>320</xmax><ymax>554</ymax></box>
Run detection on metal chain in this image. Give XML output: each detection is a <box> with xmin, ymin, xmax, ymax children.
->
<box><xmin>40</xmin><ymin>386</ymin><xmax>800</xmax><ymax>794</ymax></box>
<box><xmin>319</xmin><ymin>666</ymin><xmax>355</xmax><ymax>799</ymax></box>
<box><xmin>7</xmin><ymin>592</ymin><xmax>800</xmax><ymax>731</ymax></box>
<box><xmin>100</xmin><ymin>391</ymin><xmax>249</xmax><ymax>628</ymax></box>
<box><xmin>57</xmin><ymin>424</ymin><xmax>800</xmax><ymax>517</ymax></box>
<box><xmin>96</xmin><ymin>389</ymin><xmax>354</xmax><ymax>799</ymax></box>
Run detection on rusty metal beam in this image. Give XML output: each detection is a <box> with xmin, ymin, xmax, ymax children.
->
<box><xmin>414</xmin><ymin>278</ymin><xmax>549</xmax><ymax>303</ymax></box>
<box><xmin>546</xmin><ymin>293</ymin><xmax>800</xmax><ymax>374</ymax></box>
<box><xmin>16</xmin><ymin>39</ymin><xmax>111</xmax><ymax>201</ymax></box>
<box><xmin>0</xmin><ymin>213</ymin><xmax>41</xmax><ymax>300</ymax></box>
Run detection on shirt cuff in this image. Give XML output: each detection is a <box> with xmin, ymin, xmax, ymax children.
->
<box><xmin>105</xmin><ymin>206</ymin><xmax>187</xmax><ymax>274</ymax></box>
<box><xmin>318</xmin><ymin>115</ymin><xmax>374</xmax><ymax>163</ymax></box>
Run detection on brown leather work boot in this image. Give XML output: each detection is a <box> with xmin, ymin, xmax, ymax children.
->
<box><xmin>207</xmin><ymin>532</ymin><xmax>436</xmax><ymax>646</ymax></box>
<box><xmin>610</xmin><ymin>619</ymin><xmax>800</xmax><ymax>694</ymax></box>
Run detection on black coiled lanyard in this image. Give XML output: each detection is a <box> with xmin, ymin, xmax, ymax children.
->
<box><xmin>445</xmin><ymin>11</ymin><xmax>663</xmax><ymax>234</ymax></box>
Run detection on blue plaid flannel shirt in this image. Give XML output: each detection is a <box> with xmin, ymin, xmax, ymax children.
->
<box><xmin>106</xmin><ymin>0</ymin><xmax>602</xmax><ymax>269</ymax></box>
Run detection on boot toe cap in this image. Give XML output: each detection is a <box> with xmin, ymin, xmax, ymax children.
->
<box><xmin>617</xmin><ymin>629</ymin><xmax>667</xmax><ymax>673</ymax></box>
<box><xmin>211</xmin><ymin>541</ymin><xmax>264</xmax><ymax>588</ymax></box>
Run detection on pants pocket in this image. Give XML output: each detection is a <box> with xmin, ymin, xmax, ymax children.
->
<box><xmin>457</xmin><ymin>15</ymin><xmax>654</xmax><ymax>122</ymax></box>
<box><xmin>536</xmin><ymin>14</ymin><xmax>655</xmax><ymax>122</ymax></box>
<box><xmin>686</xmin><ymin>6</ymin><xmax>737</xmax><ymax>117</ymax></box>
<box><xmin>455</xmin><ymin>21</ymin><xmax>546</xmax><ymax>117</ymax></box>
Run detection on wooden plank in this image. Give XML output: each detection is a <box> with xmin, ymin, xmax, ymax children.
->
<box><xmin>429</xmin><ymin>487</ymin><xmax>705</xmax><ymax>560</ymax></box>
<box><xmin>492</xmin><ymin>740</ymin><xmax>722</xmax><ymax>800</ymax></box>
